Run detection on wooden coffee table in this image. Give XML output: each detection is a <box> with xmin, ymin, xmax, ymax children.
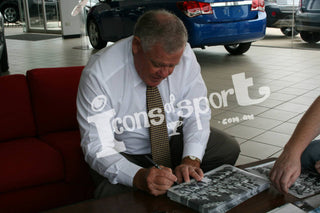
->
<box><xmin>45</xmin><ymin>159</ymin><xmax>306</xmax><ymax>213</ymax></box>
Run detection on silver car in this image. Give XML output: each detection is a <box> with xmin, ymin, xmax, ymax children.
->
<box><xmin>295</xmin><ymin>0</ymin><xmax>320</xmax><ymax>43</ymax></box>
<box><xmin>0</xmin><ymin>12</ymin><xmax>8</xmax><ymax>73</ymax></box>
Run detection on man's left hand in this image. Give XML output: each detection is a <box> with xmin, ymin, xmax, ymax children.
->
<box><xmin>174</xmin><ymin>157</ymin><xmax>203</xmax><ymax>183</ymax></box>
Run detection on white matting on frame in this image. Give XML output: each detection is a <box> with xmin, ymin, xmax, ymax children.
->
<box><xmin>267</xmin><ymin>203</ymin><xmax>306</xmax><ymax>213</ymax></box>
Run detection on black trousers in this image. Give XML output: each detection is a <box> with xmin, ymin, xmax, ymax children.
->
<box><xmin>91</xmin><ymin>127</ymin><xmax>240</xmax><ymax>198</ymax></box>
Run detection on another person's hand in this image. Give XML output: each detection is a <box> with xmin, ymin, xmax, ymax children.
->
<box><xmin>315</xmin><ymin>161</ymin><xmax>320</xmax><ymax>174</ymax></box>
<box><xmin>270</xmin><ymin>151</ymin><xmax>301</xmax><ymax>194</ymax></box>
<box><xmin>174</xmin><ymin>157</ymin><xmax>203</xmax><ymax>183</ymax></box>
<box><xmin>133</xmin><ymin>166</ymin><xmax>177</xmax><ymax>196</ymax></box>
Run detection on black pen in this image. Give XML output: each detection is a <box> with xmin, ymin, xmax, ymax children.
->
<box><xmin>145</xmin><ymin>155</ymin><xmax>161</xmax><ymax>169</ymax></box>
<box><xmin>144</xmin><ymin>155</ymin><xmax>179</xmax><ymax>185</ymax></box>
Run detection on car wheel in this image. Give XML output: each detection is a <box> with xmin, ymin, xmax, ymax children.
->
<box><xmin>300</xmin><ymin>31</ymin><xmax>320</xmax><ymax>43</ymax></box>
<box><xmin>280</xmin><ymin>27</ymin><xmax>299</xmax><ymax>37</ymax></box>
<box><xmin>224</xmin><ymin>43</ymin><xmax>251</xmax><ymax>55</ymax></box>
<box><xmin>2</xmin><ymin>4</ymin><xmax>19</xmax><ymax>23</ymax></box>
<box><xmin>87</xmin><ymin>19</ymin><xmax>107</xmax><ymax>49</ymax></box>
<box><xmin>0</xmin><ymin>43</ymin><xmax>9</xmax><ymax>73</ymax></box>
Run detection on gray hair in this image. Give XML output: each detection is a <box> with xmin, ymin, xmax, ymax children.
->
<box><xmin>133</xmin><ymin>10</ymin><xmax>188</xmax><ymax>53</ymax></box>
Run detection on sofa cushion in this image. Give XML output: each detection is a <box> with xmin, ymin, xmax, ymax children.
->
<box><xmin>40</xmin><ymin>130</ymin><xmax>92</xmax><ymax>184</ymax></box>
<box><xmin>0</xmin><ymin>138</ymin><xmax>64</xmax><ymax>193</ymax></box>
<box><xmin>0</xmin><ymin>74</ymin><xmax>36</xmax><ymax>142</ymax></box>
<box><xmin>26</xmin><ymin>66</ymin><xmax>84</xmax><ymax>135</ymax></box>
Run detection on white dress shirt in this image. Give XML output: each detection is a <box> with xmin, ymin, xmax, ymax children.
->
<box><xmin>77</xmin><ymin>36</ymin><xmax>211</xmax><ymax>187</ymax></box>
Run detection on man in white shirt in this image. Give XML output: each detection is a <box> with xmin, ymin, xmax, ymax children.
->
<box><xmin>77</xmin><ymin>10</ymin><xmax>240</xmax><ymax>198</ymax></box>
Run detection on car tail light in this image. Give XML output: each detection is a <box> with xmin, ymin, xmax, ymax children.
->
<box><xmin>177</xmin><ymin>1</ymin><xmax>213</xmax><ymax>18</ymax></box>
<box><xmin>251</xmin><ymin>0</ymin><xmax>265</xmax><ymax>12</ymax></box>
<box><xmin>271</xmin><ymin>11</ymin><xmax>276</xmax><ymax>17</ymax></box>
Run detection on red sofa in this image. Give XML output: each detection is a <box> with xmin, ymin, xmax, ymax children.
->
<box><xmin>0</xmin><ymin>66</ymin><xmax>94</xmax><ymax>213</ymax></box>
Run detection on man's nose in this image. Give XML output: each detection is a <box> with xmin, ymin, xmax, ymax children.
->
<box><xmin>159</xmin><ymin>67</ymin><xmax>172</xmax><ymax>78</ymax></box>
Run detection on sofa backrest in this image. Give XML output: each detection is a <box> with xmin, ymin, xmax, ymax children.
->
<box><xmin>0</xmin><ymin>74</ymin><xmax>36</xmax><ymax>142</ymax></box>
<box><xmin>26</xmin><ymin>66</ymin><xmax>84</xmax><ymax>135</ymax></box>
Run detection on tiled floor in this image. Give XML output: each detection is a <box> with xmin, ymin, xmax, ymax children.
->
<box><xmin>3</xmin><ymin>27</ymin><xmax>320</xmax><ymax>166</ymax></box>
<box><xmin>197</xmin><ymin>37</ymin><xmax>320</xmax><ymax>165</ymax></box>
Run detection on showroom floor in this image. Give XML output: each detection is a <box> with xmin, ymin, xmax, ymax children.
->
<box><xmin>3</xmin><ymin>27</ymin><xmax>320</xmax><ymax>166</ymax></box>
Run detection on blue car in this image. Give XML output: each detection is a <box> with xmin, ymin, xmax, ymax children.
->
<box><xmin>87</xmin><ymin>0</ymin><xmax>267</xmax><ymax>55</ymax></box>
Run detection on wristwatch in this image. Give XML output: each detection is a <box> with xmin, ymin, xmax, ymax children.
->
<box><xmin>186</xmin><ymin>155</ymin><xmax>201</xmax><ymax>163</ymax></box>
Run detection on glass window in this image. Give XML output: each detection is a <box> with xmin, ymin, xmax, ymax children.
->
<box><xmin>309</xmin><ymin>0</ymin><xmax>320</xmax><ymax>10</ymax></box>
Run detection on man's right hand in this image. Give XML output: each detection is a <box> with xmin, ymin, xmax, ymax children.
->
<box><xmin>270</xmin><ymin>151</ymin><xmax>301</xmax><ymax>194</ymax></box>
<box><xmin>133</xmin><ymin>166</ymin><xmax>177</xmax><ymax>196</ymax></box>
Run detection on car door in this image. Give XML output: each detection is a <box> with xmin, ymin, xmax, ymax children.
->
<box><xmin>97</xmin><ymin>0</ymin><xmax>147</xmax><ymax>41</ymax></box>
<box><xmin>118</xmin><ymin>0</ymin><xmax>147</xmax><ymax>38</ymax></box>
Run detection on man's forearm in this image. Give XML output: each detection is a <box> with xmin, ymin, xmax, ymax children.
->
<box><xmin>284</xmin><ymin>96</ymin><xmax>320</xmax><ymax>156</ymax></box>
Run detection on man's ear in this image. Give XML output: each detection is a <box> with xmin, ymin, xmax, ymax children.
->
<box><xmin>132</xmin><ymin>36</ymin><xmax>142</xmax><ymax>54</ymax></box>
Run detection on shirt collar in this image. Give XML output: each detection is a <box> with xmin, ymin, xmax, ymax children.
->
<box><xmin>127</xmin><ymin>36</ymin><xmax>144</xmax><ymax>88</ymax></box>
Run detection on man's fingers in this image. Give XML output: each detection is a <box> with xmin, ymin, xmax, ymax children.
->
<box><xmin>274</xmin><ymin>174</ymin><xmax>283</xmax><ymax>193</ymax></box>
<box><xmin>182</xmin><ymin>167</ymin><xmax>190</xmax><ymax>183</ymax></box>
<box><xmin>280</xmin><ymin>165</ymin><xmax>298</xmax><ymax>193</ymax></box>
<box><xmin>150</xmin><ymin>180</ymin><xmax>171</xmax><ymax>190</ymax></box>
<box><xmin>146</xmin><ymin>168</ymin><xmax>178</xmax><ymax>196</ymax></box>
<box><xmin>175</xmin><ymin>170</ymin><xmax>183</xmax><ymax>183</ymax></box>
<box><xmin>270</xmin><ymin>167</ymin><xmax>285</xmax><ymax>193</ymax></box>
<box><xmin>149</xmin><ymin>166</ymin><xmax>177</xmax><ymax>186</ymax></box>
<box><xmin>152</xmin><ymin>175</ymin><xmax>176</xmax><ymax>186</ymax></box>
<box><xmin>272</xmin><ymin>167</ymin><xmax>300</xmax><ymax>194</ymax></box>
<box><xmin>152</xmin><ymin>166</ymin><xmax>175</xmax><ymax>179</ymax></box>
<box><xmin>286</xmin><ymin>170</ymin><xmax>300</xmax><ymax>191</ymax></box>
<box><xmin>174</xmin><ymin>164</ymin><xmax>204</xmax><ymax>183</ymax></box>
<box><xmin>269</xmin><ymin>166</ymin><xmax>277</xmax><ymax>182</ymax></box>
<box><xmin>195</xmin><ymin>167</ymin><xmax>204</xmax><ymax>178</ymax></box>
<box><xmin>189</xmin><ymin>167</ymin><xmax>203</xmax><ymax>181</ymax></box>
<box><xmin>270</xmin><ymin>152</ymin><xmax>302</xmax><ymax>194</ymax></box>
<box><xmin>147</xmin><ymin>182</ymin><xmax>168</xmax><ymax>196</ymax></box>
<box><xmin>279</xmin><ymin>172</ymin><xmax>290</xmax><ymax>194</ymax></box>
<box><xmin>161</xmin><ymin>167</ymin><xmax>178</xmax><ymax>182</ymax></box>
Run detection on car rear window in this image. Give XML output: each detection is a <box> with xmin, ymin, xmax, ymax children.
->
<box><xmin>277</xmin><ymin>0</ymin><xmax>299</xmax><ymax>6</ymax></box>
<box><xmin>309</xmin><ymin>0</ymin><xmax>320</xmax><ymax>10</ymax></box>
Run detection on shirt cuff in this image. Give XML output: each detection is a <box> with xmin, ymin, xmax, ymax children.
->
<box><xmin>182</xmin><ymin>142</ymin><xmax>206</xmax><ymax>162</ymax></box>
<box><xmin>113</xmin><ymin>158</ymin><xmax>142</xmax><ymax>187</ymax></box>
